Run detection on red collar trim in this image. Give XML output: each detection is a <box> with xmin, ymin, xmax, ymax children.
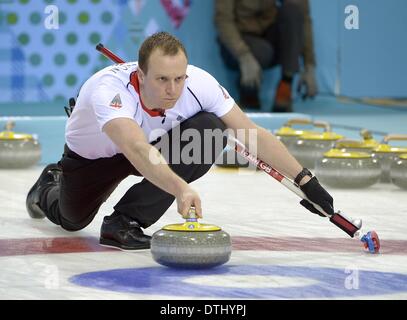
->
<box><xmin>129</xmin><ymin>72</ymin><xmax>165</xmax><ymax>117</ymax></box>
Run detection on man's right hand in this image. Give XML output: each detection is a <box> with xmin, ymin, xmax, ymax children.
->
<box><xmin>238</xmin><ymin>52</ymin><xmax>262</xmax><ymax>89</ymax></box>
<box><xmin>104</xmin><ymin>118</ymin><xmax>203</xmax><ymax>220</ymax></box>
<box><xmin>175</xmin><ymin>185</ymin><xmax>202</xmax><ymax>219</ymax></box>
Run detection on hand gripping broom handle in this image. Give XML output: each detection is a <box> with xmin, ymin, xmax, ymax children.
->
<box><xmin>230</xmin><ymin>137</ymin><xmax>364</xmax><ymax>239</ymax></box>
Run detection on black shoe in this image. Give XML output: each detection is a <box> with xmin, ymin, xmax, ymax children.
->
<box><xmin>26</xmin><ymin>164</ymin><xmax>62</xmax><ymax>219</ymax></box>
<box><xmin>100</xmin><ymin>215</ymin><xmax>151</xmax><ymax>251</ymax></box>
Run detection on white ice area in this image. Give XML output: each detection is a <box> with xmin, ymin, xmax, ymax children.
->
<box><xmin>0</xmin><ymin>166</ymin><xmax>406</xmax><ymax>299</ymax></box>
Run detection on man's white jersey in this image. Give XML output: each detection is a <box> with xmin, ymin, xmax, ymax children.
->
<box><xmin>65</xmin><ymin>62</ymin><xmax>235</xmax><ymax>159</ymax></box>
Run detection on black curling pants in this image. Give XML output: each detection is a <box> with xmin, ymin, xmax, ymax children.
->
<box><xmin>42</xmin><ymin>112</ymin><xmax>227</xmax><ymax>231</ymax></box>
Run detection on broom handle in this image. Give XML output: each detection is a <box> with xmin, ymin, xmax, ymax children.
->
<box><xmin>230</xmin><ymin>136</ymin><xmax>366</xmax><ymax>239</ymax></box>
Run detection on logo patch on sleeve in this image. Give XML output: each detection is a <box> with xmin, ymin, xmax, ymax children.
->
<box><xmin>109</xmin><ymin>94</ymin><xmax>122</xmax><ymax>109</ymax></box>
<box><xmin>176</xmin><ymin>115</ymin><xmax>185</xmax><ymax>122</ymax></box>
<box><xmin>218</xmin><ymin>85</ymin><xmax>230</xmax><ymax>99</ymax></box>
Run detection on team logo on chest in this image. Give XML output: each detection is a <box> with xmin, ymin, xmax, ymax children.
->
<box><xmin>110</xmin><ymin>94</ymin><xmax>122</xmax><ymax>109</ymax></box>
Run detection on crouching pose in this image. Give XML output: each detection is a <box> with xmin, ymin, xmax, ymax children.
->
<box><xmin>26</xmin><ymin>32</ymin><xmax>333</xmax><ymax>251</ymax></box>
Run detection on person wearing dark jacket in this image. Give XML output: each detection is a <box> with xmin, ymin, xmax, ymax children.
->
<box><xmin>215</xmin><ymin>0</ymin><xmax>317</xmax><ymax>112</ymax></box>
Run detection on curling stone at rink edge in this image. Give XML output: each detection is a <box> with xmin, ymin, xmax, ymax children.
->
<box><xmin>0</xmin><ymin>121</ymin><xmax>41</xmax><ymax>169</ymax></box>
<box><xmin>371</xmin><ymin>134</ymin><xmax>407</xmax><ymax>183</ymax></box>
<box><xmin>315</xmin><ymin>148</ymin><xmax>381</xmax><ymax>188</ymax></box>
<box><xmin>390</xmin><ymin>153</ymin><xmax>407</xmax><ymax>189</ymax></box>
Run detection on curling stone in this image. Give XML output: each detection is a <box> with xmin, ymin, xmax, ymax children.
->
<box><xmin>334</xmin><ymin>129</ymin><xmax>379</xmax><ymax>153</ymax></box>
<box><xmin>151</xmin><ymin>207</ymin><xmax>232</xmax><ymax>269</ymax></box>
<box><xmin>290</xmin><ymin>122</ymin><xmax>344</xmax><ymax>169</ymax></box>
<box><xmin>371</xmin><ymin>134</ymin><xmax>407</xmax><ymax>182</ymax></box>
<box><xmin>275</xmin><ymin>118</ymin><xmax>325</xmax><ymax>152</ymax></box>
<box><xmin>315</xmin><ymin>149</ymin><xmax>381</xmax><ymax>188</ymax></box>
<box><xmin>390</xmin><ymin>154</ymin><xmax>407</xmax><ymax>190</ymax></box>
<box><xmin>0</xmin><ymin>121</ymin><xmax>41</xmax><ymax>169</ymax></box>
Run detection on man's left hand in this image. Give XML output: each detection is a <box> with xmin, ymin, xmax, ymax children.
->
<box><xmin>300</xmin><ymin>176</ymin><xmax>334</xmax><ymax>217</ymax></box>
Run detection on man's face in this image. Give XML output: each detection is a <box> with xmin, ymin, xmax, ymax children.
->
<box><xmin>138</xmin><ymin>48</ymin><xmax>188</xmax><ymax>110</ymax></box>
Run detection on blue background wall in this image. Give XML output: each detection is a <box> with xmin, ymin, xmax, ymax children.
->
<box><xmin>0</xmin><ymin>0</ymin><xmax>406</xmax><ymax>114</ymax></box>
<box><xmin>312</xmin><ymin>0</ymin><xmax>407</xmax><ymax>98</ymax></box>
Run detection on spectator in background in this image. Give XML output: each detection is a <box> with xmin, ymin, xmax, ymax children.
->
<box><xmin>214</xmin><ymin>0</ymin><xmax>317</xmax><ymax>112</ymax></box>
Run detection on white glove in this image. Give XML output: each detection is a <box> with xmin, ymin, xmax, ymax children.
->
<box><xmin>297</xmin><ymin>65</ymin><xmax>318</xmax><ymax>99</ymax></box>
<box><xmin>238</xmin><ymin>52</ymin><xmax>262</xmax><ymax>89</ymax></box>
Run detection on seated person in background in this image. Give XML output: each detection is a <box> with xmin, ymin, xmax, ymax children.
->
<box><xmin>214</xmin><ymin>0</ymin><xmax>317</xmax><ymax>112</ymax></box>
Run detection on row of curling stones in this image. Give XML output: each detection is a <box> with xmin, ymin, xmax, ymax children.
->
<box><xmin>288</xmin><ymin>123</ymin><xmax>344</xmax><ymax>169</ymax></box>
<box><xmin>315</xmin><ymin>133</ymin><xmax>407</xmax><ymax>189</ymax></box>
<box><xmin>0</xmin><ymin>121</ymin><xmax>41</xmax><ymax>169</ymax></box>
<box><xmin>217</xmin><ymin>118</ymin><xmax>340</xmax><ymax>169</ymax></box>
<box><xmin>151</xmin><ymin>207</ymin><xmax>232</xmax><ymax>269</ymax></box>
<box><xmin>275</xmin><ymin>118</ymin><xmax>344</xmax><ymax>169</ymax></box>
<box><xmin>314</xmin><ymin>131</ymin><xmax>381</xmax><ymax>189</ymax></box>
<box><xmin>275</xmin><ymin>117</ymin><xmax>328</xmax><ymax>152</ymax></box>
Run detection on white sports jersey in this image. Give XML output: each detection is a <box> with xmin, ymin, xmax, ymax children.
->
<box><xmin>65</xmin><ymin>62</ymin><xmax>235</xmax><ymax>159</ymax></box>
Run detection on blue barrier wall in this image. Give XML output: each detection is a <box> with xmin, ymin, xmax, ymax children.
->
<box><xmin>0</xmin><ymin>0</ymin><xmax>406</xmax><ymax>110</ymax></box>
<box><xmin>312</xmin><ymin>0</ymin><xmax>407</xmax><ymax>97</ymax></box>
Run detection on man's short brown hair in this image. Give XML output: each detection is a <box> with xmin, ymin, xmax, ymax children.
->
<box><xmin>138</xmin><ymin>32</ymin><xmax>188</xmax><ymax>74</ymax></box>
